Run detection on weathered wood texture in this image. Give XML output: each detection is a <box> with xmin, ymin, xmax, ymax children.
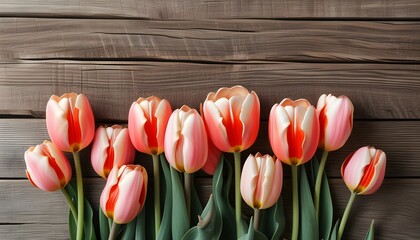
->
<box><xmin>2</xmin><ymin>119</ymin><xmax>420</xmax><ymax>178</ymax></box>
<box><xmin>1</xmin><ymin>178</ymin><xmax>419</xmax><ymax>239</ymax></box>
<box><xmin>1</xmin><ymin>19</ymin><xmax>420</xmax><ymax>63</ymax></box>
<box><xmin>1</xmin><ymin>62</ymin><xmax>420</xmax><ymax>121</ymax></box>
<box><xmin>0</xmin><ymin>0</ymin><xmax>419</xmax><ymax>19</ymax></box>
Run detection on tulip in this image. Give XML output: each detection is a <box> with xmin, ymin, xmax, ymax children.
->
<box><xmin>203</xmin><ymin>85</ymin><xmax>260</xmax><ymax>153</ymax></box>
<box><xmin>269</xmin><ymin>98</ymin><xmax>320</xmax><ymax>166</ymax></box>
<box><xmin>46</xmin><ymin>92</ymin><xmax>95</xmax><ymax>240</ymax></box>
<box><xmin>240</xmin><ymin>153</ymin><xmax>283</xmax><ymax>210</ymax></box>
<box><xmin>128</xmin><ymin>96</ymin><xmax>172</xmax><ymax>156</ymax></box>
<box><xmin>91</xmin><ymin>125</ymin><xmax>135</xmax><ymax>179</ymax></box>
<box><xmin>268</xmin><ymin>98</ymin><xmax>319</xmax><ymax>240</ymax></box>
<box><xmin>25</xmin><ymin>140</ymin><xmax>72</xmax><ymax>192</ymax></box>
<box><xmin>128</xmin><ymin>95</ymin><xmax>171</xmax><ymax>235</ymax></box>
<box><xmin>317</xmin><ymin>94</ymin><xmax>354</xmax><ymax>151</ymax></box>
<box><xmin>164</xmin><ymin>105</ymin><xmax>208</xmax><ymax>173</ymax></box>
<box><xmin>46</xmin><ymin>93</ymin><xmax>95</xmax><ymax>153</ymax></box>
<box><xmin>314</xmin><ymin>94</ymin><xmax>354</xmax><ymax>218</ymax></box>
<box><xmin>338</xmin><ymin>146</ymin><xmax>386</xmax><ymax>240</ymax></box>
<box><xmin>201</xmin><ymin>138</ymin><xmax>222</xmax><ymax>175</ymax></box>
<box><xmin>100</xmin><ymin>165</ymin><xmax>148</xmax><ymax>224</ymax></box>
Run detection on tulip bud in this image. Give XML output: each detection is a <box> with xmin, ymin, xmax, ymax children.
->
<box><xmin>269</xmin><ymin>98</ymin><xmax>320</xmax><ymax>166</ymax></box>
<box><xmin>341</xmin><ymin>146</ymin><xmax>386</xmax><ymax>195</ymax></box>
<box><xmin>128</xmin><ymin>96</ymin><xmax>172</xmax><ymax>155</ymax></box>
<box><xmin>164</xmin><ymin>105</ymin><xmax>208</xmax><ymax>173</ymax></box>
<box><xmin>100</xmin><ymin>165</ymin><xmax>148</xmax><ymax>224</ymax></box>
<box><xmin>203</xmin><ymin>85</ymin><xmax>260</xmax><ymax>153</ymax></box>
<box><xmin>46</xmin><ymin>93</ymin><xmax>95</xmax><ymax>152</ymax></box>
<box><xmin>317</xmin><ymin>94</ymin><xmax>354</xmax><ymax>151</ymax></box>
<box><xmin>240</xmin><ymin>153</ymin><xmax>283</xmax><ymax>209</ymax></box>
<box><xmin>91</xmin><ymin>125</ymin><xmax>135</xmax><ymax>178</ymax></box>
<box><xmin>24</xmin><ymin>140</ymin><xmax>72</xmax><ymax>191</ymax></box>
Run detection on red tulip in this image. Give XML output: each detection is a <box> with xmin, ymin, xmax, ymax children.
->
<box><xmin>203</xmin><ymin>85</ymin><xmax>260</xmax><ymax>153</ymax></box>
<box><xmin>317</xmin><ymin>94</ymin><xmax>354</xmax><ymax>151</ymax></box>
<box><xmin>240</xmin><ymin>153</ymin><xmax>283</xmax><ymax>209</ymax></box>
<box><xmin>128</xmin><ymin>96</ymin><xmax>172</xmax><ymax>155</ymax></box>
<box><xmin>164</xmin><ymin>105</ymin><xmax>208</xmax><ymax>173</ymax></box>
<box><xmin>24</xmin><ymin>141</ymin><xmax>72</xmax><ymax>191</ymax></box>
<box><xmin>341</xmin><ymin>146</ymin><xmax>386</xmax><ymax>195</ymax></box>
<box><xmin>100</xmin><ymin>165</ymin><xmax>148</xmax><ymax>224</ymax></box>
<box><xmin>269</xmin><ymin>98</ymin><xmax>319</xmax><ymax>165</ymax></box>
<box><xmin>46</xmin><ymin>93</ymin><xmax>95</xmax><ymax>152</ymax></box>
<box><xmin>91</xmin><ymin>125</ymin><xmax>135</xmax><ymax>179</ymax></box>
<box><xmin>201</xmin><ymin>137</ymin><xmax>222</xmax><ymax>175</ymax></box>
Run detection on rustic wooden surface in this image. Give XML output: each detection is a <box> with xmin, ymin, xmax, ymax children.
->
<box><xmin>1</xmin><ymin>1</ymin><xmax>419</xmax><ymax>239</ymax></box>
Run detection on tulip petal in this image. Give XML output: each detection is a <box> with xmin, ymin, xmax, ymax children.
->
<box><xmin>203</xmin><ymin>101</ymin><xmax>230</xmax><ymax>152</ymax></box>
<box><xmin>25</xmin><ymin>151</ymin><xmax>61</xmax><ymax>191</ymax></box>
<box><xmin>113</xmin><ymin>170</ymin><xmax>143</xmax><ymax>224</ymax></box>
<box><xmin>181</xmin><ymin>113</ymin><xmax>208</xmax><ymax>173</ymax></box>
<box><xmin>46</xmin><ymin>99</ymin><xmax>70</xmax><ymax>151</ymax></box>
<box><xmin>269</xmin><ymin>105</ymin><xmax>290</xmax><ymax>163</ymax></box>
<box><xmin>342</xmin><ymin>147</ymin><xmax>371</xmax><ymax>191</ymax></box>
<box><xmin>240</xmin><ymin>92</ymin><xmax>260</xmax><ymax>151</ymax></box>
<box><xmin>129</xmin><ymin>102</ymin><xmax>150</xmax><ymax>153</ymax></box>
<box><xmin>91</xmin><ymin>127</ymin><xmax>110</xmax><ymax>178</ymax></box>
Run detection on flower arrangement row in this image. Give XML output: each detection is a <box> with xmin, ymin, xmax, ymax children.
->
<box><xmin>24</xmin><ymin>86</ymin><xmax>386</xmax><ymax>240</ymax></box>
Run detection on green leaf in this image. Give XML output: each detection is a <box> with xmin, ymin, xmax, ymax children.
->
<box><xmin>191</xmin><ymin>175</ymin><xmax>203</xmax><ymax>226</ymax></box>
<box><xmin>364</xmin><ymin>220</ymin><xmax>375</xmax><ymax>240</ymax></box>
<box><xmin>311</xmin><ymin>157</ymin><xmax>333</xmax><ymax>240</ymax></box>
<box><xmin>239</xmin><ymin>217</ymin><xmax>268</xmax><ymax>240</ymax></box>
<box><xmin>259</xmin><ymin>196</ymin><xmax>286</xmax><ymax>240</ymax></box>
<box><xmin>157</xmin><ymin>155</ymin><xmax>173</xmax><ymax>240</ymax></box>
<box><xmin>181</xmin><ymin>194</ymin><xmax>222</xmax><ymax>240</ymax></box>
<box><xmin>135</xmin><ymin>207</ymin><xmax>146</xmax><ymax>240</ymax></box>
<box><xmin>68</xmin><ymin>210</ymin><xmax>77</xmax><ymax>240</ymax></box>
<box><xmin>212</xmin><ymin>156</ymin><xmax>237</xmax><ymax>239</ymax></box>
<box><xmin>99</xmin><ymin>208</ymin><xmax>110</xmax><ymax>240</ymax></box>
<box><xmin>329</xmin><ymin>220</ymin><xmax>340</xmax><ymax>240</ymax></box>
<box><xmin>300</xmin><ymin>166</ymin><xmax>318</xmax><ymax>240</ymax></box>
<box><xmin>171</xmin><ymin>166</ymin><xmax>190</xmax><ymax>239</ymax></box>
<box><xmin>121</xmin><ymin>218</ymin><xmax>136</xmax><ymax>240</ymax></box>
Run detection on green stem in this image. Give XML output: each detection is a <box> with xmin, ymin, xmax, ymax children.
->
<box><xmin>233</xmin><ymin>151</ymin><xmax>243</xmax><ymax>238</ymax></box>
<box><xmin>253</xmin><ymin>208</ymin><xmax>261</xmax><ymax>231</ymax></box>
<box><xmin>291</xmin><ymin>165</ymin><xmax>299</xmax><ymax>240</ymax></box>
<box><xmin>108</xmin><ymin>221</ymin><xmax>118</xmax><ymax>240</ymax></box>
<box><xmin>61</xmin><ymin>188</ymin><xmax>78</xmax><ymax>223</ymax></box>
<box><xmin>315</xmin><ymin>150</ymin><xmax>329</xmax><ymax>219</ymax></box>
<box><xmin>152</xmin><ymin>154</ymin><xmax>161</xmax><ymax>238</ymax></box>
<box><xmin>184</xmin><ymin>172</ymin><xmax>191</xmax><ymax>225</ymax></box>
<box><xmin>338</xmin><ymin>192</ymin><xmax>357</xmax><ymax>240</ymax></box>
<box><xmin>72</xmin><ymin>152</ymin><xmax>84</xmax><ymax>240</ymax></box>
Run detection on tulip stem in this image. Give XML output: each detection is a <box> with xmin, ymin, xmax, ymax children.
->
<box><xmin>72</xmin><ymin>151</ymin><xmax>84</xmax><ymax>240</ymax></box>
<box><xmin>253</xmin><ymin>208</ymin><xmax>260</xmax><ymax>231</ymax></box>
<box><xmin>338</xmin><ymin>192</ymin><xmax>357</xmax><ymax>240</ymax></box>
<box><xmin>184</xmin><ymin>172</ymin><xmax>191</xmax><ymax>225</ymax></box>
<box><xmin>315</xmin><ymin>150</ymin><xmax>329</xmax><ymax>219</ymax></box>
<box><xmin>108</xmin><ymin>221</ymin><xmax>118</xmax><ymax>240</ymax></box>
<box><xmin>233</xmin><ymin>151</ymin><xmax>244</xmax><ymax>238</ymax></box>
<box><xmin>61</xmin><ymin>188</ymin><xmax>78</xmax><ymax>223</ymax></box>
<box><xmin>152</xmin><ymin>154</ymin><xmax>161</xmax><ymax>238</ymax></box>
<box><xmin>291</xmin><ymin>165</ymin><xmax>299</xmax><ymax>240</ymax></box>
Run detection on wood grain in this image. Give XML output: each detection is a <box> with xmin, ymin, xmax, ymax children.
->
<box><xmin>1</xmin><ymin>19</ymin><xmax>420</xmax><ymax>63</ymax></box>
<box><xmin>1</xmin><ymin>178</ymin><xmax>419</xmax><ymax>239</ymax></box>
<box><xmin>0</xmin><ymin>0</ymin><xmax>419</xmax><ymax>19</ymax></box>
<box><xmin>3</xmin><ymin>119</ymin><xmax>420</xmax><ymax>178</ymax></box>
<box><xmin>1</xmin><ymin>62</ymin><xmax>420</xmax><ymax>121</ymax></box>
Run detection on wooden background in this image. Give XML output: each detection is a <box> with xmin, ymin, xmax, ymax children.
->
<box><xmin>1</xmin><ymin>0</ymin><xmax>420</xmax><ymax>239</ymax></box>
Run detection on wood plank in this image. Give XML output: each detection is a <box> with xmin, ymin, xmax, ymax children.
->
<box><xmin>0</xmin><ymin>0</ymin><xmax>419</xmax><ymax>19</ymax></box>
<box><xmin>1</xmin><ymin>62</ymin><xmax>420</xmax><ymax>121</ymax></box>
<box><xmin>1</xmin><ymin>178</ymin><xmax>419</xmax><ymax>239</ymax></box>
<box><xmin>3</xmin><ymin>119</ymin><xmax>420</xmax><ymax>178</ymax></box>
<box><xmin>0</xmin><ymin>224</ymin><xmax>69</xmax><ymax>239</ymax></box>
<box><xmin>1</xmin><ymin>19</ymin><xmax>420</xmax><ymax>63</ymax></box>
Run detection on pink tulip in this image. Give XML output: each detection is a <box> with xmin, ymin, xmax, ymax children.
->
<box><xmin>24</xmin><ymin>140</ymin><xmax>72</xmax><ymax>191</ymax></box>
<box><xmin>164</xmin><ymin>105</ymin><xmax>208</xmax><ymax>173</ymax></box>
<box><xmin>203</xmin><ymin>85</ymin><xmax>260</xmax><ymax>153</ymax></box>
<box><xmin>240</xmin><ymin>153</ymin><xmax>283</xmax><ymax>209</ymax></box>
<box><xmin>46</xmin><ymin>93</ymin><xmax>95</xmax><ymax>152</ymax></box>
<box><xmin>128</xmin><ymin>96</ymin><xmax>172</xmax><ymax>155</ymax></box>
<box><xmin>269</xmin><ymin>98</ymin><xmax>319</xmax><ymax>165</ymax></box>
<box><xmin>317</xmin><ymin>94</ymin><xmax>354</xmax><ymax>151</ymax></box>
<box><xmin>202</xmin><ymin>137</ymin><xmax>222</xmax><ymax>175</ymax></box>
<box><xmin>341</xmin><ymin>146</ymin><xmax>386</xmax><ymax>195</ymax></box>
<box><xmin>100</xmin><ymin>165</ymin><xmax>148</xmax><ymax>224</ymax></box>
<box><xmin>91</xmin><ymin>125</ymin><xmax>136</xmax><ymax>179</ymax></box>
